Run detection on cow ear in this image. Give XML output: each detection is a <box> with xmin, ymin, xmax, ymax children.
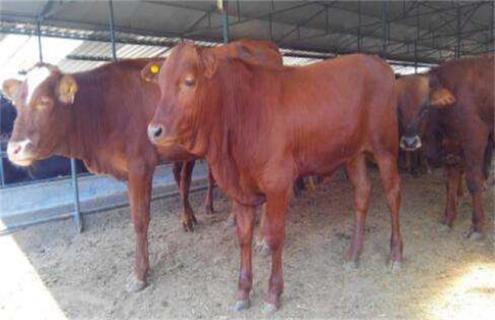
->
<box><xmin>201</xmin><ymin>50</ymin><xmax>217</xmax><ymax>79</ymax></box>
<box><xmin>141</xmin><ymin>60</ymin><xmax>162</xmax><ymax>82</ymax></box>
<box><xmin>2</xmin><ymin>79</ymin><xmax>22</xmax><ymax>101</ymax></box>
<box><xmin>429</xmin><ymin>87</ymin><xmax>456</xmax><ymax>108</ymax></box>
<box><xmin>57</xmin><ymin>75</ymin><xmax>78</xmax><ymax>105</ymax></box>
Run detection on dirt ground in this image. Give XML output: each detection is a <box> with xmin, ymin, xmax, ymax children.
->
<box><xmin>0</xmin><ymin>168</ymin><xmax>493</xmax><ymax>320</ymax></box>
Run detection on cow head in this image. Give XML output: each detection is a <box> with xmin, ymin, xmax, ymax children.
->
<box><xmin>146</xmin><ymin>43</ymin><xmax>217</xmax><ymax>160</ymax></box>
<box><xmin>1</xmin><ymin>64</ymin><xmax>78</xmax><ymax>166</ymax></box>
<box><xmin>147</xmin><ymin>40</ymin><xmax>283</xmax><ymax>160</ymax></box>
<box><xmin>397</xmin><ymin>74</ymin><xmax>456</xmax><ymax>151</ymax></box>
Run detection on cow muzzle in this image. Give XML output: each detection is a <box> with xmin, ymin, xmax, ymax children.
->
<box><xmin>7</xmin><ymin>139</ymin><xmax>35</xmax><ymax>166</ymax></box>
<box><xmin>400</xmin><ymin>135</ymin><xmax>422</xmax><ymax>151</ymax></box>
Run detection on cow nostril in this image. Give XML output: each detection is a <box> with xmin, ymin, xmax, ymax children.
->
<box><xmin>147</xmin><ymin>124</ymin><xmax>164</xmax><ymax>141</ymax></box>
<box><xmin>13</xmin><ymin>145</ymin><xmax>21</xmax><ymax>154</ymax></box>
<box><xmin>154</xmin><ymin>127</ymin><xmax>163</xmax><ymax>138</ymax></box>
<box><xmin>400</xmin><ymin>135</ymin><xmax>421</xmax><ymax>150</ymax></box>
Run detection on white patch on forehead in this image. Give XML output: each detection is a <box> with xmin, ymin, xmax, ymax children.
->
<box><xmin>26</xmin><ymin>66</ymin><xmax>51</xmax><ymax>104</ymax></box>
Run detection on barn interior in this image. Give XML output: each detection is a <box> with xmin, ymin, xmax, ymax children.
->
<box><xmin>0</xmin><ymin>1</ymin><xmax>493</xmax><ymax>319</ymax></box>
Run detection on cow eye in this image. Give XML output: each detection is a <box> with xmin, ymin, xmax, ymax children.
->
<box><xmin>38</xmin><ymin>96</ymin><xmax>53</xmax><ymax>107</ymax></box>
<box><xmin>184</xmin><ymin>76</ymin><xmax>195</xmax><ymax>87</ymax></box>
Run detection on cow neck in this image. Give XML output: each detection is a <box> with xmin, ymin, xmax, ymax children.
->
<box><xmin>60</xmin><ymin>72</ymin><xmax>106</xmax><ymax>162</ymax></box>
<box><xmin>204</xmin><ymin>63</ymin><xmax>267</xmax><ymax>205</ymax></box>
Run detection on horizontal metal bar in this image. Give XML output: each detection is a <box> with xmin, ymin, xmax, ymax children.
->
<box><xmin>0</xmin><ymin>181</ymin><xmax>210</xmax><ymax>236</ymax></box>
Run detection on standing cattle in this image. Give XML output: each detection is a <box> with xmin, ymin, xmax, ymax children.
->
<box><xmin>396</xmin><ymin>55</ymin><xmax>494</xmax><ymax>238</ymax></box>
<box><xmin>1</xmin><ymin>39</ymin><xmax>283</xmax><ymax>292</ymax></box>
<box><xmin>2</xmin><ymin>60</ymin><xmax>208</xmax><ymax>292</ymax></box>
<box><xmin>147</xmin><ymin>42</ymin><xmax>402</xmax><ymax>311</ymax></box>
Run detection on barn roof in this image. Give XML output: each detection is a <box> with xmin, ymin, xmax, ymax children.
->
<box><xmin>0</xmin><ymin>1</ymin><xmax>492</xmax><ymax>79</ymax></box>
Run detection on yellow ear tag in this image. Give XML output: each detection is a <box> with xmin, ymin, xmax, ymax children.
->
<box><xmin>150</xmin><ymin>64</ymin><xmax>160</xmax><ymax>74</ymax></box>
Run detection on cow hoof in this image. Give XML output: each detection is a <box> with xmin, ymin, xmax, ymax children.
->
<box><xmin>262</xmin><ymin>302</ymin><xmax>279</xmax><ymax>314</ymax></box>
<box><xmin>255</xmin><ymin>239</ymin><xmax>271</xmax><ymax>257</ymax></box>
<box><xmin>437</xmin><ymin>223</ymin><xmax>452</xmax><ymax>233</ymax></box>
<box><xmin>231</xmin><ymin>299</ymin><xmax>250</xmax><ymax>311</ymax></box>
<box><xmin>126</xmin><ymin>273</ymin><xmax>146</xmax><ymax>293</ymax></box>
<box><xmin>224</xmin><ymin>217</ymin><xmax>236</xmax><ymax>228</ymax></box>
<box><xmin>204</xmin><ymin>206</ymin><xmax>214</xmax><ymax>215</ymax></box>
<box><xmin>182</xmin><ymin>214</ymin><xmax>198</xmax><ymax>232</ymax></box>
<box><xmin>182</xmin><ymin>221</ymin><xmax>195</xmax><ymax>232</ymax></box>
<box><xmin>343</xmin><ymin>260</ymin><xmax>359</xmax><ymax>272</ymax></box>
<box><xmin>389</xmin><ymin>260</ymin><xmax>402</xmax><ymax>272</ymax></box>
<box><xmin>466</xmin><ymin>230</ymin><xmax>483</xmax><ymax>241</ymax></box>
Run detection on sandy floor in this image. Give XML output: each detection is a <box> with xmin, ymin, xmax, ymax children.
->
<box><xmin>0</xmin><ymin>168</ymin><xmax>493</xmax><ymax>320</ymax></box>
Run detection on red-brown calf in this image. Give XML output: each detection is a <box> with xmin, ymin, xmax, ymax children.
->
<box><xmin>148</xmin><ymin>43</ymin><xmax>402</xmax><ymax>311</ymax></box>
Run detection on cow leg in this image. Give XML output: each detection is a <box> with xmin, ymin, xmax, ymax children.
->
<box><xmin>232</xmin><ymin>201</ymin><xmax>256</xmax><ymax>311</ymax></box>
<box><xmin>375</xmin><ymin>153</ymin><xmax>403</xmax><ymax>269</ymax></box>
<box><xmin>203</xmin><ymin>166</ymin><xmax>215</xmax><ymax>214</ymax></box>
<box><xmin>441</xmin><ymin>165</ymin><xmax>463</xmax><ymax>228</ymax></box>
<box><xmin>307</xmin><ymin>176</ymin><xmax>317</xmax><ymax>192</ymax></box>
<box><xmin>180</xmin><ymin>160</ymin><xmax>197</xmax><ymax>232</ymax></box>
<box><xmin>172</xmin><ymin>161</ymin><xmax>182</xmax><ymax>187</ymax></box>
<box><xmin>462</xmin><ymin>125</ymin><xmax>489</xmax><ymax>239</ymax></box>
<box><xmin>344</xmin><ymin>154</ymin><xmax>371</xmax><ymax>267</ymax></box>
<box><xmin>255</xmin><ymin>203</ymin><xmax>270</xmax><ymax>256</ymax></box>
<box><xmin>457</xmin><ymin>170</ymin><xmax>465</xmax><ymax>199</ymax></box>
<box><xmin>126</xmin><ymin>164</ymin><xmax>153</xmax><ymax>292</ymax></box>
<box><xmin>404</xmin><ymin>151</ymin><xmax>412</xmax><ymax>175</ymax></box>
<box><xmin>263</xmin><ymin>190</ymin><xmax>290</xmax><ymax>312</ymax></box>
<box><xmin>293</xmin><ymin>176</ymin><xmax>305</xmax><ymax>197</ymax></box>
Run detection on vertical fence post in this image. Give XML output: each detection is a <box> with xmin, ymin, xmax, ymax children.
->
<box><xmin>415</xmin><ymin>2</ymin><xmax>420</xmax><ymax>74</ymax></box>
<box><xmin>456</xmin><ymin>4</ymin><xmax>461</xmax><ymax>58</ymax></box>
<box><xmin>414</xmin><ymin>40</ymin><xmax>418</xmax><ymax>74</ymax></box>
<box><xmin>221</xmin><ymin>0</ymin><xmax>229</xmax><ymax>43</ymax></box>
<box><xmin>357</xmin><ymin>0</ymin><xmax>361</xmax><ymax>52</ymax></box>
<box><xmin>71</xmin><ymin>158</ymin><xmax>82</xmax><ymax>232</ymax></box>
<box><xmin>381</xmin><ymin>1</ymin><xmax>388</xmax><ymax>56</ymax></box>
<box><xmin>108</xmin><ymin>0</ymin><xmax>118</xmax><ymax>60</ymax></box>
<box><xmin>39</xmin><ymin>13</ymin><xmax>83</xmax><ymax>232</ymax></box>
<box><xmin>491</xmin><ymin>1</ymin><xmax>494</xmax><ymax>52</ymax></box>
<box><xmin>36</xmin><ymin>19</ymin><xmax>43</xmax><ymax>62</ymax></box>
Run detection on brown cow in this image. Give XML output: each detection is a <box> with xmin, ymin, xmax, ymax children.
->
<box><xmin>147</xmin><ymin>43</ymin><xmax>402</xmax><ymax>311</ymax></box>
<box><xmin>2</xmin><ymin>59</ymin><xmax>212</xmax><ymax>292</ymax></box>
<box><xmin>1</xmin><ymin>39</ymin><xmax>282</xmax><ymax>293</ymax></box>
<box><xmin>396</xmin><ymin>54</ymin><xmax>494</xmax><ymax>238</ymax></box>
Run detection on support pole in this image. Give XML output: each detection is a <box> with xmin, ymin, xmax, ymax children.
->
<box><xmin>221</xmin><ymin>0</ymin><xmax>229</xmax><ymax>43</ymax></box>
<box><xmin>415</xmin><ymin>3</ymin><xmax>419</xmax><ymax>74</ymax></box>
<box><xmin>36</xmin><ymin>19</ymin><xmax>43</xmax><ymax>62</ymax></box>
<box><xmin>491</xmin><ymin>1</ymin><xmax>494</xmax><ymax>52</ymax></box>
<box><xmin>108</xmin><ymin>0</ymin><xmax>117</xmax><ymax>60</ymax></box>
<box><xmin>456</xmin><ymin>3</ymin><xmax>461</xmax><ymax>58</ymax></box>
<box><xmin>37</xmin><ymin>14</ymin><xmax>83</xmax><ymax>231</ymax></box>
<box><xmin>414</xmin><ymin>40</ymin><xmax>418</xmax><ymax>74</ymax></box>
<box><xmin>381</xmin><ymin>1</ymin><xmax>388</xmax><ymax>56</ymax></box>
<box><xmin>357</xmin><ymin>0</ymin><xmax>361</xmax><ymax>52</ymax></box>
<box><xmin>71</xmin><ymin>159</ymin><xmax>82</xmax><ymax>232</ymax></box>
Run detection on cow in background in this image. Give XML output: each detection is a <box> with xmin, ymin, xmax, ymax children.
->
<box><xmin>397</xmin><ymin>55</ymin><xmax>494</xmax><ymax>239</ymax></box>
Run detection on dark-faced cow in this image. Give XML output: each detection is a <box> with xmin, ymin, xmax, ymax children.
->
<box><xmin>396</xmin><ymin>54</ymin><xmax>494</xmax><ymax>238</ymax></box>
<box><xmin>147</xmin><ymin>42</ymin><xmax>402</xmax><ymax>311</ymax></box>
<box><xmin>1</xmin><ymin>38</ymin><xmax>282</xmax><ymax>293</ymax></box>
